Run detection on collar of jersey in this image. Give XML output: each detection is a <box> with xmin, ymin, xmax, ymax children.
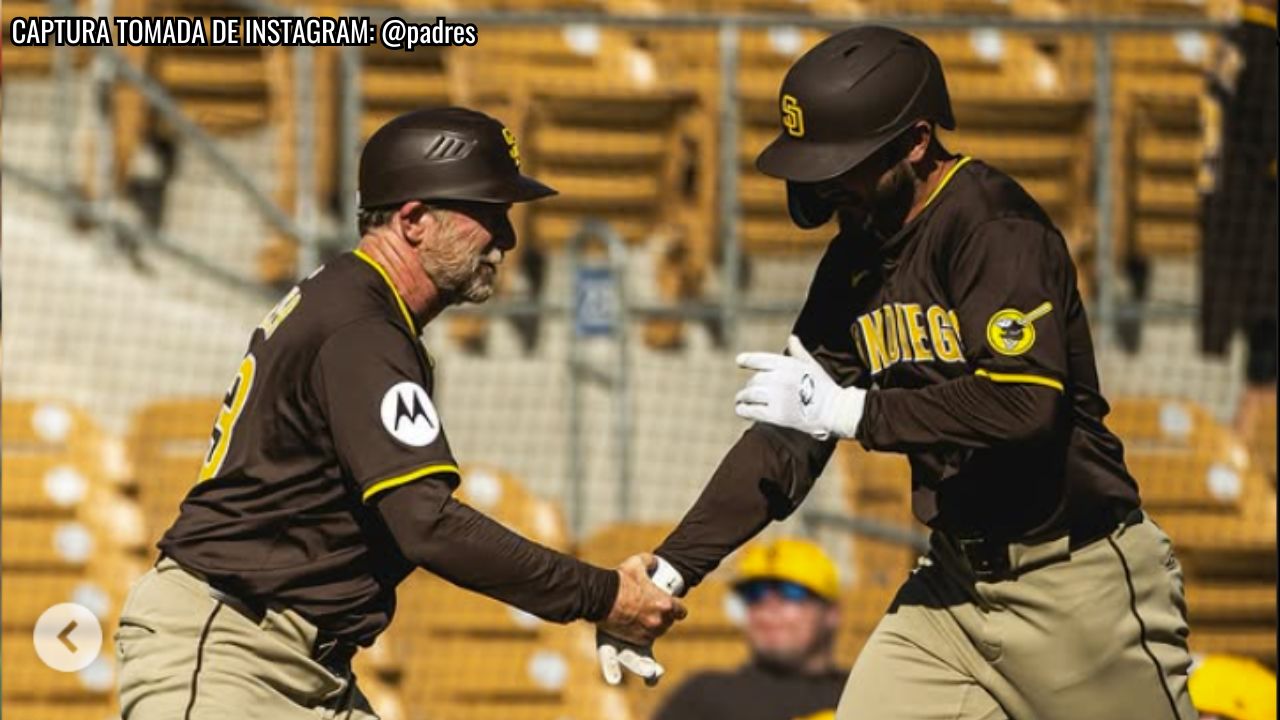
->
<box><xmin>921</xmin><ymin>155</ymin><xmax>973</xmax><ymax>210</ymax></box>
<box><xmin>353</xmin><ymin>248</ymin><xmax>422</xmax><ymax>336</ymax></box>
<box><xmin>1242</xmin><ymin>4</ymin><xmax>1276</xmax><ymax>29</ymax></box>
<box><xmin>870</xmin><ymin>155</ymin><xmax>974</xmax><ymax>265</ymax></box>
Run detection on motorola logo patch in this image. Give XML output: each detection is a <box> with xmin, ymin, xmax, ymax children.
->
<box><xmin>380</xmin><ymin>381</ymin><xmax>440</xmax><ymax>447</ymax></box>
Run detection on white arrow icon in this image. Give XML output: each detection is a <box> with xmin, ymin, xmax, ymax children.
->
<box><xmin>34</xmin><ymin>603</ymin><xmax>103</xmax><ymax>672</ymax></box>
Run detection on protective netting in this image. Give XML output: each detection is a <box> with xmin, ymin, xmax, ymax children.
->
<box><xmin>2</xmin><ymin>2</ymin><xmax>1274</xmax><ymax>719</ymax></box>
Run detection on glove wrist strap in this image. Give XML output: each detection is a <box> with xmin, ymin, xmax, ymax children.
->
<box><xmin>826</xmin><ymin>387</ymin><xmax>866</xmax><ymax>440</ymax></box>
<box><xmin>650</xmin><ymin>556</ymin><xmax>685</xmax><ymax>596</ymax></box>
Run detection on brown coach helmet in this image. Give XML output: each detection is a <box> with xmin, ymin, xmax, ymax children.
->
<box><xmin>755</xmin><ymin>26</ymin><xmax>955</xmax><ymax>228</ymax></box>
<box><xmin>358</xmin><ymin>107</ymin><xmax>557</xmax><ymax>209</ymax></box>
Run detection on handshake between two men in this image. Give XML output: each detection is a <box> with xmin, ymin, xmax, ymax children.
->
<box><xmin>595</xmin><ymin>554</ymin><xmax>689</xmax><ymax>686</ymax></box>
<box><xmin>591</xmin><ymin>336</ymin><xmax>862</xmax><ymax>688</ymax></box>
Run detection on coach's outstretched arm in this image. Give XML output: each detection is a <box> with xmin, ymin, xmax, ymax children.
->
<box><xmin>376</xmin><ymin>479</ymin><xmax>685</xmax><ymax>644</ymax></box>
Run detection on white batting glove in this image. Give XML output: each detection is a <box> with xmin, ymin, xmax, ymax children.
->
<box><xmin>735</xmin><ymin>335</ymin><xmax>866</xmax><ymax>440</ymax></box>
<box><xmin>596</xmin><ymin>556</ymin><xmax>685</xmax><ymax>687</ymax></box>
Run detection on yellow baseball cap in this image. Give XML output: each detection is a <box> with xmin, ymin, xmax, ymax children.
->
<box><xmin>1189</xmin><ymin>654</ymin><xmax>1276</xmax><ymax>720</ymax></box>
<box><xmin>734</xmin><ymin>537</ymin><xmax>839</xmax><ymax>603</ymax></box>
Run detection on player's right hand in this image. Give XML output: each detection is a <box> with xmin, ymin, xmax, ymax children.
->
<box><xmin>601</xmin><ymin>554</ymin><xmax>687</xmax><ymax>645</ymax></box>
<box><xmin>596</xmin><ymin>553</ymin><xmax>687</xmax><ymax>685</ymax></box>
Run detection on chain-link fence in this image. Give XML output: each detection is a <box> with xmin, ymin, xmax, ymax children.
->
<box><xmin>2</xmin><ymin>1</ymin><xmax>1275</xmax><ymax>719</ymax></box>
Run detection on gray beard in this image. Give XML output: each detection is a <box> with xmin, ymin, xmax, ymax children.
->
<box><xmin>423</xmin><ymin>257</ymin><xmax>492</xmax><ymax>306</ymax></box>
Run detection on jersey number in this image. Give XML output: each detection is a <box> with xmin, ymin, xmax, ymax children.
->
<box><xmin>198</xmin><ymin>354</ymin><xmax>257</xmax><ymax>482</ymax></box>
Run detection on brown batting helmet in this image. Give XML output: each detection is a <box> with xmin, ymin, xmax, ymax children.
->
<box><xmin>756</xmin><ymin>26</ymin><xmax>955</xmax><ymax>228</ymax></box>
<box><xmin>358</xmin><ymin>107</ymin><xmax>557</xmax><ymax>209</ymax></box>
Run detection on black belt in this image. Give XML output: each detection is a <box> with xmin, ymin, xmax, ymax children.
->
<box><xmin>945</xmin><ymin>506</ymin><xmax>1143</xmax><ymax>582</ymax></box>
<box><xmin>163</xmin><ymin>555</ymin><xmax>358</xmax><ymax>676</ymax></box>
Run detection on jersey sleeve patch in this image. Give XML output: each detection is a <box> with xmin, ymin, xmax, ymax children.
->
<box><xmin>985</xmin><ymin>301</ymin><xmax>1052</xmax><ymax>357</ymax></box>
<box><xmin>380</xmin><ymin>381</ymin><xmax>441</xmax><ymax>447</ymax></box>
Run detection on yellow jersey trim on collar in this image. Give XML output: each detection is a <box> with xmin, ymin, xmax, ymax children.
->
<box><xmin>974</xmin><ymin>368</ymin><xmax>1065</xmax><ymax>393</ymax></box>
<box><xmin>353</xmin><ymin>248</ymin><xmax>420</xmax><ymax>336</ymax></box>
<box><xmin>1243</xmin><ymin>5</ymin><xmax>1276</xmax><ymax>29</ymax></box>
<box><xmin>363</xmin><ymin>463</ymin><xmax>461</xmax><ymax>503</ymax></box>
<box><xmin>921</xmin><ymin>155</ymin><xmax>973</xmax><ymax>211</ymax></box>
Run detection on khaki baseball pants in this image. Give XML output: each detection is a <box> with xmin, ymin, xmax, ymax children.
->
<box><xmin>115</xmin><ymin>557</ymin><xmax>379</xmax><ymax>720</ymax></box>
<box><xmin>836</xmin><ymin>512</ymin><xmax>1198</xmax><ymax>720</ymax></box>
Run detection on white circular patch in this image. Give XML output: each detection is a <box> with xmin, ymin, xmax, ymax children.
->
<box><xmin>379</xmin><ymin>382</ymin><xmax>441</xmax><ymax>448</ymax></box>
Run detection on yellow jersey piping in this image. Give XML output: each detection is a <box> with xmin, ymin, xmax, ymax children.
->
<box><xmin>921</xmin><ymin>155</ymin><xmax>973</xmax><ymax>210</ymax></box>
<box><xmin>354</xmin><ymin>249</ymin><xmax>420</xmax><ymax>336</ymax></box>
<box><xmin>974</xmin><ymin>368</ymin><xmax>1065</xmax><ymax>393</ymax></box>
<box><xmin>363</xmin><ymin>463</ymin><xmax>461</xmax><ymax>503</ymax></box>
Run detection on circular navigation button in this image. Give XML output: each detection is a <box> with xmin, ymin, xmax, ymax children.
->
<box><xmin>33</xmin><ymin>603</ymin><xmax>103</xmax><ymax>673</ymax></box>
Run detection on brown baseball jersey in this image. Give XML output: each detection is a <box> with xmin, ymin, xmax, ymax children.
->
<box><xmin>658</xmin><ymin>157</ymin><xmax>1140</xmax><ymax>585</ymax></box>
<box><xmin>160</xmin><ymin>249</ymin><xmax>461</xmax><ymax>645</ymax></box>
<box><xmin>795</xmin><ymin>157</ymin><xmax>1138</xmax><ymax>540</ymax></box>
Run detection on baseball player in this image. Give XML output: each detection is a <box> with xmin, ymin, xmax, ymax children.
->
<box><xmin>625</xmin><ymin>27</ymin><xmax>1198</xmax><ymax>720</ymax></box>
<box><xmin>114</xmin><ymin>107</ymin><xmax>685</xmax><ymax>719</ymax></box>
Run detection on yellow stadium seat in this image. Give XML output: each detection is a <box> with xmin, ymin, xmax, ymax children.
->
<box><xmin>1189</xmin><ymin>629</ymin><xmax>1278</xmax><ymax>667</ymax></box>
<box><xmin>1185</xmin><ymin>580</ymin><xmax>1277</xmax><ymax>625</ymax></box>
<box><xmin>1158</xmin><ymin>505</ymin><xmax>1277</xmax><ymax>562</ymax></box>
<box><xmin>1243</xmin><ymin>396</ymin><xmax>1277</xmax><ymax>487</ymax></box>
<box><xmin>1114</xmin><ymin>400</ymin><xmax>1275</xmax><ymax>585</ymax></box>
<box><xmin>0</xmin><ymin>571</ymin><xmax>121</xmax><ymax>631</ymax></box>
<box><xmin>355</xmin><ymin>673</ymin><xmax>406</xmax><ymax>720</ymax></box>
<box><xmin>838</xmin><ymin>444</ymin><xmax>920</xmax><ymax>586</ymax></box>
<box><xmin>1</xmin><ymin>632</ymin><xmax>115</xmax><ymax>700</ymax></box>
<box><xmin>126</xmin><ymin>398</ymin><xmax>220</xmax><ymax>546</ymax></box>
<box><xmin>577</xmin><ymin>520</ymin><xmax>751</xmax><ymax>634</ymax></box>
<box><xmin>350</xmin><ymin>629</ymin><xmax>403</xmax><ymax>687</ymax></box>
<box><xmin>1126</xmin><ymin>450</ymin><xmax>1258</xmax><ymax>513</ymax></box>
<box><xmin>427</xmin><ymin>675</ymin><xmax>636</xmax><ymax>720</ymax></box>
<box><xmin>1108</xmin><ymin>397</ymin><xmax>1235</xmax><ymax>454</ymax></box>
<box><xmin>530</xmin><ymin>126</ymin><xmax>670</xmax><ymax>164</ymax></box>
<box><xmin>402</xmin><ymin>637</ymin><xmax>576</xmax><ymax>700</ymax></box>
<box><xmin>395</xmin><ymin>574</ymin><xmax>547</xmax><ymax>637</ymax></box>
<box><xmin>739</xmin><ymin>218</ymin><xmax>832</xmax><ymax>253</ymax></box>
<box><xmin>2</xmin><ymin>455</ymin><xmax>95</xmax><ymax>518</ymax></box>
<box><xmin>1</xmin><ymin>518</ymin><xmax>99</xmax><ymax>571</ymax></box>
<box><xmin>652</xmin><ymin>633</ymin><xmax>750</xmax><ymax>684</ymax></box>
<box><xmin>2</xmin><ymin>400</ymin><xmax>107</xmax><ymax>460</ymax></box>
<box><xmin>455</xmin><ymin>464</ymin><xmax>571</xmax><ymax>551</ymax></box>
<box><xmin>0</xmin><ymin>702</ymin><xmax>119</xmax><ymax>720</ymax></box>
<box><xmin>426</xmin><ymin>700</ymin><xmax>592</xmax><ymax>720</ymax></box>
<box><xmin>577</xmin><ymin>521</ymin><xmax>672</xmax><ymax>568</ymax></box>
<box><xmin>0</xmin><ymin>1</ymin><xmax>91</xmax><ymax>74</ymax></box>
<box><xmin>92</xmin><ymin>1</ymin><xmax>301</xmax><ymax>282</ymax></box>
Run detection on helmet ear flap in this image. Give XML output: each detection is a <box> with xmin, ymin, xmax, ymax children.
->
<box><xmin>786</xmin><ymin>181</ymin><xmax>834</xmax><ymax>229</ymax></box>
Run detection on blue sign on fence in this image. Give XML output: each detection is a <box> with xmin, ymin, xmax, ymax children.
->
<box><xmin>574</xmin><ymin>266</ymin><xmax>617</xmax><ymax>337</ymax></box>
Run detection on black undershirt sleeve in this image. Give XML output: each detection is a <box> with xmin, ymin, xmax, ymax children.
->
<box><xmin>375</xmin><ymin>478</ymin><xmax>619</xmax><ymax>623</ymax></box>
<box><xmin>654</xmin><ymin>424</ymin><xmax>835</xmax><ymax>589</ymax></box>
